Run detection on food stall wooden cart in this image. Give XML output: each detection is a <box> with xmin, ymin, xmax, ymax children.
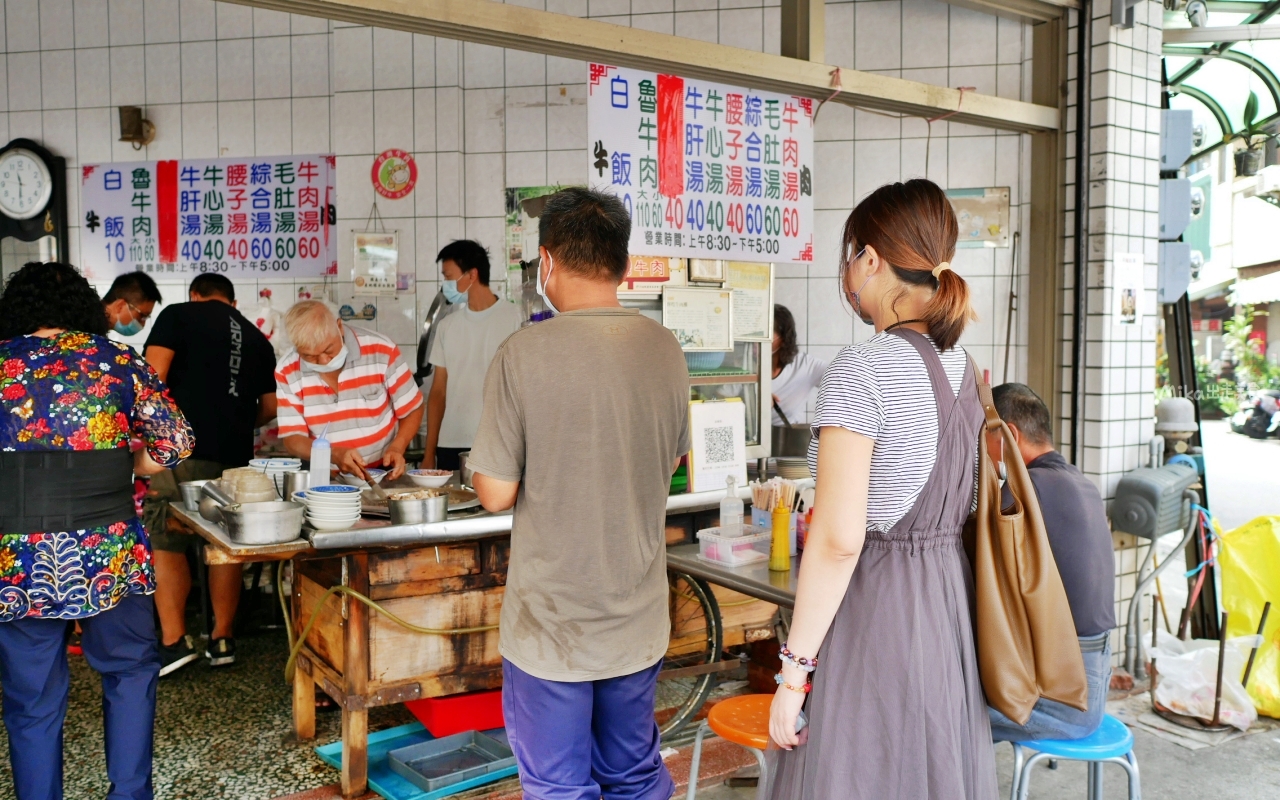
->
<box><xmin>168</xmin><ymin>478</ymin><xmax>801</xmax><ymax>798</ymax></box>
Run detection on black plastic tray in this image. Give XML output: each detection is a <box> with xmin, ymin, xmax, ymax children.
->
<box><xmin>387</xmin><ymin>730</ymin><xmax>517</xmax><ymax>793</ymax></box>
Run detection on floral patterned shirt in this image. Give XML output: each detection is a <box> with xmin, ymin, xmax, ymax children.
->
<box><xmin>0</xmin><ymin>332</ymin><xmax>193</xmax><ymax>621</ymax></box>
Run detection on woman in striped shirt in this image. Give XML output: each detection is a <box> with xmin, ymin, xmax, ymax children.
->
<box><xmin>275</xmin><ymin>300</ymin><xmax>424</xmax><ymax>481</ymax></box>
<box><xmin>766</xmin><ymin>180</ymin><xmax>998</xmax><ymax>799</ymax></box>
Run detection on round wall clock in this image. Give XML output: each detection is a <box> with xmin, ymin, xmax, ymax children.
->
<box><xmin>371</xmin><ymin>149</ymin><xmax>417</xmax><ymax>200</ymax></box>
<box><xmin>0</xmin><ymin>148</ymin><xmax>53</xmax><ymax>220</ymax></box>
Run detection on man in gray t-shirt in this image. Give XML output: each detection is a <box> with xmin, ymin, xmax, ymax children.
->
<box><xmin>470</xmin><ymin>187</ymin><xmax>689</xmax><ymax>800</ymax></box>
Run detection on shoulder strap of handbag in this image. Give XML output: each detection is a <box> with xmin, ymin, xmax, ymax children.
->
<box><xmin>969</xmin><ymin>357</ymin><xmax>1004</xmax><ymax>463</ymax></box>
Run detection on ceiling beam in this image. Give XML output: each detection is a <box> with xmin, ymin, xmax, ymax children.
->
<box><xmin>218</xmin><ymin>0</ymin><xmax>1059</xmax><ymax>133</ymax></box>
<box><xmin>938</xmin><ymin>0</ymin><xmax>1077</xmax><ymax>25</ymax></box>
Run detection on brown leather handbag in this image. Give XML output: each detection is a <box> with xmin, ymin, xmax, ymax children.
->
<box><xmin>966</xmin><ymin>361</ymin><xmax>1089</xmax><ymax>724</ymax></box>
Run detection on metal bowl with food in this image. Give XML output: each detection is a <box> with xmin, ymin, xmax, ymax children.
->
<box><xmin>387</xmin><ymin>490</ymin><xmax>449</xmax><ymax>524</ymax></box>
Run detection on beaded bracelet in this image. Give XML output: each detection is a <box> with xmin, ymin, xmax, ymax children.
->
<box><xmin>779</xmin><ymin>643</ymin><xmax>818</xmax><ymax>672</ymax></box>
<box><xmin>774</xmin><ymin>673</ymin><xmax>812</xmax><ymax>694</ymax></box>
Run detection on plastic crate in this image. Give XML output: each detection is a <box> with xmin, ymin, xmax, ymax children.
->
<box><xmin>696</xmin><ymin>525</ymin><xmax>770</xmax><ymax>566</ymax></box>
<box><xmin>404</xmin><ymin>690</ymin><xmax>504</xmax><ymax>738</ymax></box>
<box><xmin>388</xmin><ymin>730</ymin><xmax>516</xmax><ymax>794</ymax></box>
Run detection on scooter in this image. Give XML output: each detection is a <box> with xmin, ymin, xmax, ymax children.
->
<box><xmin>1230</xmin><ymin>389</ymin><xmax>1280</xmax><ymax>439</ymax></box>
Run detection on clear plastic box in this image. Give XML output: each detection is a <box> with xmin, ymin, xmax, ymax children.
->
<box><xmin>696</xmin><ymin>525</ymin><xmax>770</xmax><ymax>566</ymax></box>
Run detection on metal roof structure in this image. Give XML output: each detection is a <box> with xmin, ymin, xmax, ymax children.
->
<box><xmin>1165</xmin><ymin>2</ymin><xmax>1280</xmax><ymax>163</ymax></box>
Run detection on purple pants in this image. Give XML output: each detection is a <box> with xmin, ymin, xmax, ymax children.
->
<box><xmin>502</xmin><ymin>658</ymin><xmax>674</xmax><ymax>800</ymax></box>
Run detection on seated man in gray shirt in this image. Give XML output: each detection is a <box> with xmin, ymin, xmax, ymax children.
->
<box><xmin>988</xmin><ymin>383</ymin><xmax>1116</xmax><ymax>741</ymax></box>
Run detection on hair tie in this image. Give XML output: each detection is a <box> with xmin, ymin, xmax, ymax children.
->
<box><xmin>932</xmin><ymin>262</ymin><xmax>951</xmax><ymax>278</ymax></box>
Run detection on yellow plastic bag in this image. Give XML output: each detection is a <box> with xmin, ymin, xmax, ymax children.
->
<box><xmin>1219</xmin><ymin>515</ymin><xmax>1280</xmax><ymax>718</ymax></box>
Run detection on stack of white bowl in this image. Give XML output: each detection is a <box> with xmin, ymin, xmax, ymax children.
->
<box><xmin>250</xmin><ymin>457</ymin><xmax>303</xmax><ymax>497</ymax></box>
<box><xmin>302</xmin><ymin>484</ymin><xmax>363</xmax><ymax>531</ymax></box>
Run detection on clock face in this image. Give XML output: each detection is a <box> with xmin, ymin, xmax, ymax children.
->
<box><xmin>0</xmin><ymin>149</ymin><xmax>53</xmax><ymax>220</ymax></box>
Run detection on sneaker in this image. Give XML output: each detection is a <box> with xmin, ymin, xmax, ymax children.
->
<box><xmin>159</xmin><ymin>635</ymin><xmax>200</xmax><ymax>677</ymax></box>
<box><xmin>206</xmin><ymin>637</ymin><xmax>236</xmax><ymax>667</ymax></box>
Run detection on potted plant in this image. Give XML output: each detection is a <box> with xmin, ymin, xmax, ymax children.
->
<box><xmin>1233</xmin><ymin>91</ymin><xmax>1272</xmax><ymax>177</ymax></box>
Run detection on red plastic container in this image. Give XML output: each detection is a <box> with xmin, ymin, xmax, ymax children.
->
<box><xmin>404</xmin><ymin>689</ymin><xmax>504</xmax><ymax>737</ymax></box>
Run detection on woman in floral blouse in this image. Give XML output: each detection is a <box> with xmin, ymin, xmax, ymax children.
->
<box><xmin>0</xmin><ymin>263</ymin><xmax>193</xmax><ymax>800</ymax></box>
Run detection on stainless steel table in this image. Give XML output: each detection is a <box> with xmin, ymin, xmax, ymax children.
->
<box><xmin>665</xmin><ymin>542</ymin><xmax>799</xmax><ymax>608</ymax></box>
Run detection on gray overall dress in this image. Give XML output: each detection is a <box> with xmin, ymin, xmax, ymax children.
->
<box><xmin>767</xmin><ymin>328</ymin><xmax>998</xmax><ymax>800</ymax></box>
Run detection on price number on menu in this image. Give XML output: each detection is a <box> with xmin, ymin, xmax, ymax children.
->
<box><xmin>621</xmin><ymin>194</ymin><xmax>800</xmax><ymax>239</ymax></box>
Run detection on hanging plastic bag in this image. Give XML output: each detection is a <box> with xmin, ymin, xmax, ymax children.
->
<box><xmin>1150</xmin><ymin>629</ymin><xmax>1260</xmax><ymax>731</ymax></box>
<box><xmin>1218</xmin><ymin>515</ymin><xmax>1280</xmax><ymax>718</ymax></box>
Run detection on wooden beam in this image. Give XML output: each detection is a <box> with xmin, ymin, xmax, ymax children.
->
<box><xmin>781</xmin><ymin>0</ymin><xmax>825</xmax><ymax>63</ymax></box>
<box><xmin>939</xmin><ymin>0</ymin><xmax>1078</xmax><ymax>25</ymax></box>
<box><xmin>1027</xmin><ymin>17</ymin><xmax>1067</xmax><ymax>425</ymax></box>
<box><xmin>220</xmin><ymin>0</ymin><xmax>1058</xmax><ymax>133</ymax></box>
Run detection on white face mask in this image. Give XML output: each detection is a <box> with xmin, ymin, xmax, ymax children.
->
<box><xmin>537</xmin><ymin>253</ymin><xmax>560</xmax><ymax>315</ymax></box>
<box><xmin>302</xmin><ymin>344</ymin><xmax>348</xmax><ymax>373</ymax></box>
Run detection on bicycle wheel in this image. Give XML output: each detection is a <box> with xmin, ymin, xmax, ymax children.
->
<box><xmin>656</xmin><ymin>571</ymin><xmax>723</xmax><ymax>737</ymax></box>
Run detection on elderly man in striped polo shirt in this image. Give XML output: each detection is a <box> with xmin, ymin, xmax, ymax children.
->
<box><xmin>276</xmin><ymin>300</ymin><xmax>425</xmax><ymax>481</ymax></box>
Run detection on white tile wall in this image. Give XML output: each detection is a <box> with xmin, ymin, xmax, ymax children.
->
<box><xmin>6</xmin><ymin>0</ymin><xmax>1040</xmax><ymax>383</ymax></box>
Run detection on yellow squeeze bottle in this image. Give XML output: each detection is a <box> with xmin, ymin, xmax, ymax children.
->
<box><xmin>770</xmin><ymin>503</ymin><xmax>791</xmax><ymax>572</ymax></box>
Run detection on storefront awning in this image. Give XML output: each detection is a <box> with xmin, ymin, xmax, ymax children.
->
<box><xmin>1164</xmin><ymin>4</ymin><xmax>1280</xmax><ymax>164</ymax></box>
<box><xmin>1230</xmin><ymin>269</ymin><xmax>1280</xmax><ymax>304</ymax></box>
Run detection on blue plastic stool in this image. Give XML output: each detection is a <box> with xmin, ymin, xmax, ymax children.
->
<box><xmin>1009</xmin><ymin>714</ymin><xmax>1140</xmax><ymax>800</ymax></box>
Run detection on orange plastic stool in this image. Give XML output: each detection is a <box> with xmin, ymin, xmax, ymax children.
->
<box><xmin>686</xmin><ymin>694</ymin><xmax>773</xmax><ymax>800</ymax></box>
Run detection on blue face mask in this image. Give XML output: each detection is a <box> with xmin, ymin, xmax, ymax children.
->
<box><xmin>113</xmin><ymin>317</ymin><xmax>143</xmax><ymax>337</ymax></box>
<box><xmin>844</xmin><ymin>247</ymin><xmax>873</xmax><ymax>324</ymax></box>
<box><xmin>441</xmin><ymin>273</ymin><xmax>471</xmax><ymax>304</ymax></box>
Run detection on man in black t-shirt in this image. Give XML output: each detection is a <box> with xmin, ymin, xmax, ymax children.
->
<box><xmin>141</xmin><ymin>274</ymin><xmax>277</xmax><ymax>675</ymax></box>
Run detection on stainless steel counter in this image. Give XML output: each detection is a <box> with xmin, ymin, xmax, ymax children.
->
<box><xmin>664</xmin><ymin>542</ymin><xmax>799</xmax><ymax>608</ymax></box>
<box><xmin>175</xmin><ymin>477</ymin><xmax>814</xmax><ymax>556</ymax></box>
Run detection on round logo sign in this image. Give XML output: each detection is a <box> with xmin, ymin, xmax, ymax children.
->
<box><xmin>371</xmin><ymin>149</ymin><xmax>417</xmax><ymax>199</ymax></box>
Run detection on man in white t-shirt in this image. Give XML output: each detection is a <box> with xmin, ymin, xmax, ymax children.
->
<box><xmin>425</xmin><ymin>240</ymin><xmax>524</xmax><ymax>470</ymax></box>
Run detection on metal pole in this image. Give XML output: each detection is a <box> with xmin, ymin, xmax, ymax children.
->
<box><xmin>1211</xmin><ymin>611</ymin><xmax>1228</xmax><ymax>727</ymax></box>
<box><xmin>1069</xmin><ymin>0</ymin><xmax>1092</xmax><ymax>466</ymax></box>
<box><xmin>1242</xmin><ymin>601</ymin><xmax>1272</xmax><ymax>689</ymax></box>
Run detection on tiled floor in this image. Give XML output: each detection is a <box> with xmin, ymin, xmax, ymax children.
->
<box><xmin>4</xmin><ymin>624</ymin><xmax>1278</xmax><ymax>799</ymax></box>
<box><xmin>0</xmin><ymin>631</ymin><xmax>415</xmax><ymax>800</ymax></box>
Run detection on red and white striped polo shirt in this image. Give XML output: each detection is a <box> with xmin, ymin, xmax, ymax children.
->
<box><xmin>275</xmin><ymin>325</ymin><xmax>423</xmax><ymax>466</ymax></box>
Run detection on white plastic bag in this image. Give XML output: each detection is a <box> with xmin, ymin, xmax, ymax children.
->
<box><xmin>1150</xmin><ymin>629</ymin><xmax>1262</xmax><ymax>731</ymax></box>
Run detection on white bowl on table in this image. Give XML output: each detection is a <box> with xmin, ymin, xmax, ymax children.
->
<box><xmin>305</xmin><ymin>504</ymin><xmax>362</xmax><ymax>518</ymax></box>
<box><xmin>406</xmin><ymin>469</ymin><xmax>452</xmax><ymax>488</ymax></box>
<box><xmin>339</xmin><ymin>469</ymin><xmax>387</xmax><ymax>489</ymax></box>
<box><xmin>306</xmin><ymin>515</ymin><xmax>362</xmax><ymax>531</ymax></box>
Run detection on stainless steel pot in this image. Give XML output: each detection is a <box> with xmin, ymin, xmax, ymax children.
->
<box><xmin>220</xmin><ymin>501</ymin><xmax>305</xmax><ymax>545</ymax></box>
<box><xmin>388</xmin><ymin>492</ymin><xmax>448</xmax><ymax>524</ymax></box>
<box><xmin>179</xmin><ymin>480</ymin><xmax>209</xmax><ymax>512</ymax></box>
<box><xmin>771</xmin><ymin>424</ymin><xmax>813</xmax><ymax>458</ymax></box>
<box><xmin>283</xmin><ymin>470</ymin><xmax>311</xmax><ymax>498</ymax></box>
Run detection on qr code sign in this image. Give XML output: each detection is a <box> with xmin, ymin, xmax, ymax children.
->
<box><xmin>703</xmin><ymin>426</ymin><xmax>735</xmax><ymax>464</ymax></box>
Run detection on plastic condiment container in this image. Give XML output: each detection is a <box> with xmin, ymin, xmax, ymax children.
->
<box><xmin>310</xmin><ymin>435</ymin><xmax>332</xmax><ymax>488</ymax></box>
<box><xmin>769</xmin><ymin>505</ymin><xmax>791</xmax><ymax>572</ymax></box>
<box><xmin>696</xmin><ymin>525</ymin><xmax>770</xmax><ymax>566</ymax></box>
<box><xmin>720</xmin><ymin>475</ymin><xmax>744</xmax><ymax>537</ymax></box>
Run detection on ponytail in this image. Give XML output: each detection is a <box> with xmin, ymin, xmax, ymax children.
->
<box><xmin>922</xmin><ymin>268</ymin><xmax>973</xmax><ymax>352</ymax></box>
<box><xmin>842</xmin><ymin>179</ymin><xmax>975</xmax><ymax>351</ymax></box>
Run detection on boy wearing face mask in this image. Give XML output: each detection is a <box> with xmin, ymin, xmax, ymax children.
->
<box><xmin>102</xmin><ymin>271</ymin><xmax>162</xmax><ymax>338</ymax></box>
<box><xmin>424</xmin><ymin>240</ymin><xmax>523</xmax><ymax>471</ymax></box>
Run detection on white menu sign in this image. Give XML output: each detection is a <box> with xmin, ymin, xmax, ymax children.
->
<box><xmin>80</xmin><ymin>154</ymin><xmax>337</xmax><ymax>280</ymax></box>
<box><xmin>587</xmin><ymin>64</ymin><xmax>815</xmax><ymax>264</ymax></box>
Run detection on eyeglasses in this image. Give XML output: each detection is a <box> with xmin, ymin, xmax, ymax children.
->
<box><xmin>126</xmin><ymin>301</ymin><xmax>151</xmax><ymax>324</ymax></box>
